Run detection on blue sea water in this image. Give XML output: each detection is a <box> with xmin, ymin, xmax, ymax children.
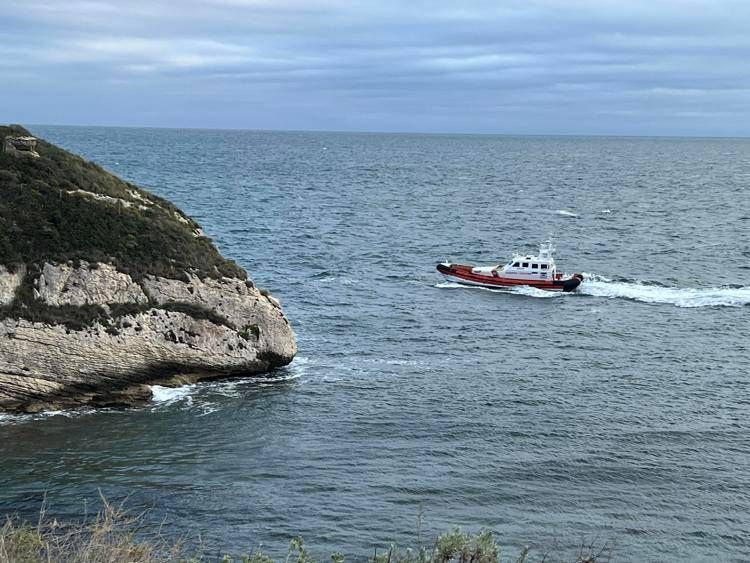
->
<box><xmin>2</xmin><ymin>126</ymin><xmax>750</xmax><ymax>561</ymax></box>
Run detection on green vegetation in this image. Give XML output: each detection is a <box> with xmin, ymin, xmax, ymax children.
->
<box><xmin>0</xmin><ymin>124</ymin><xmax>244</xmax><ymax>282</ymax></box>
<box><xmin>0</xmin><ymin>497</ymin><xmax>612</xmax><ymax>563</ymax></box>
<box><xmin>371</xmin><ymin>529</ymin><xmax>499</xmax><ymax>563</ymax></box>
<box><xmin>0</xmin><ymin>498</ymin><xmax>179</xmax><ymax>563</ymax></box>
<box><xmin>0</xmin><ymin>124</ymin><xmax>248</xmax><ymax>328</ymax></box>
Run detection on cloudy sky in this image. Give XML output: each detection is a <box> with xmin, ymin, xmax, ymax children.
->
<box><xmin>2</xmin><ymin>0</ymin><xmax>749</xmax><ymax>135</ymax></box>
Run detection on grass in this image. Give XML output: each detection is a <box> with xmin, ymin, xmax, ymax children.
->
<box><xmin>0</xmin><ymin>496</ymin><xmax>613</xmax><ymax>563</ymax></box>
<box><xmin>0</xmin><ymin>124</ymin><xmax>244</xmax><ymax>282</ymax></box>
<box><xmin>0</xmin><ymin>124</ymin><xmax>247</xmax><ymax>328</ymax></box>
<box><xmin>0</xmin><ymin>496</ymin><xmax>180</xmax><ymax>563</ymax></box>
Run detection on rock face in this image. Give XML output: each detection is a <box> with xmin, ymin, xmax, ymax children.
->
<box><xmin>0</xmin><ymin>266</ymin><xmax>295</xmax><ymax>413</ymax></box>
<box><xmin>0</xmin><ymin>266</ymin><xmax>24</xmax><ymax>306</ymax></box>
<box><xmin>35</xmin><ymin>262</ymin><xmax>149</xmax><ymax>307</ymax></box>
<box><xmin>0</xmin><ymin>125</ymin><xmax>296</xmax><ymax>413</ymax></box>
<box><xmin>2</xmin><ymin>135</ymin><xmax>39</xmax><ymax>159</ymax></box>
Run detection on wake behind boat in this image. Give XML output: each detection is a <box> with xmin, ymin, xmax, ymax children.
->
<box><xmin>437</xmin><ymin>240</ymin><xmax>583</xmax><ymax>292</ymax></box>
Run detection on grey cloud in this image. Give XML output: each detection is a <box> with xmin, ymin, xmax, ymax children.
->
<box><xmin>1</xmin><ymin>0</ymin><xmax>749</xmax><ymax>134</ymax></box>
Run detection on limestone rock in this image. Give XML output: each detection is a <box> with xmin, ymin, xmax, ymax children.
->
<box><xmin>141</xmin><ymin>274</ymin><xmax>295</xmax><ymax>362</ymax></box>
<box><xmin>0</xmin><ymin>262</ymin><xmax>297</xmax><ymax>413</ymax></box>
<box><xmin>34</xmin><ymin>262</ymin><xmax>148</xmax><ymax>308</ymax></box>
<box><xmin>0</xmin><ymin>266</ymin><xmax>24</xmax><ymax>306</ymax></box>
<box><xmin>0</xmin><ymin>125</ymin><xmax>297</xmax><ymax>413</ymax></box>
<box><xmin>0</xmin><ymin>309</ymin><xmax>274</xmax><ymax>409</ymax></box>
<box><xmin>3</xmin><ymin>135</ymin><xmax>39</xmax><ymax>159</ymax></box>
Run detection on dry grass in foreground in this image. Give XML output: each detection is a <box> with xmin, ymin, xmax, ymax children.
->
<box><xmin>0</xmin><ymin>496</ymin><xmax>612</xmax><ymax>563</ymax></box>
<box><xmin>0</xmin><ymin>496</ymin><xmax>181</xmax><ymax>563</ymax></box>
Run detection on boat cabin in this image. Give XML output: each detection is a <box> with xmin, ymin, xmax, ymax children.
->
<box><xmin>498</xmin><ymin>240</ymin><xmax>557</xmax><ymax>279</ymax></box>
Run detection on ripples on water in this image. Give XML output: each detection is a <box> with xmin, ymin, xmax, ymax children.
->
<box><xmin>2</xmin><ymin>128</ymin><xmax>749</xmax><ymax>561</ymax></box>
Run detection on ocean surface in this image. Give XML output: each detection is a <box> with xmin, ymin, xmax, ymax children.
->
<box><xmin>2</xmin><ymin>127</ymin><xmax>750</xmax><ymax>561</ymax></box>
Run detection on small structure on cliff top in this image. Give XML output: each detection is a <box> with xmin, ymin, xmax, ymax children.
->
<box><xmin>3</xmin><ymin>135</ymin><xmax>40</xmax><ymax>159</ymax></box>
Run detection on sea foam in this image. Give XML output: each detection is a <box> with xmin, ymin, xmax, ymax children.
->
<box><xmin>555</xmin><ymin>209</ymin><xmax>579</xmax><ymax>218</ymax></box>
<box><xmin>150</xmin><ymin>385</ymin><xmax>194</xmax><ymax>405</ymax></box>
<box><xmin>437</xmin><ymin>276</ymin><xmax>750</xmax><ymax>308</ymax></box>
<box><xmin>578</xmin><ymin>276</ymin><xmax>750</xmax><ymax>308</ymax></box>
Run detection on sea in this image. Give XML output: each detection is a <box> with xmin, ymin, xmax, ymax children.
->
<box><xmin>1</xmin><ymin>127</ymin><xmax>749</xmax><ymax>561</ymax></box>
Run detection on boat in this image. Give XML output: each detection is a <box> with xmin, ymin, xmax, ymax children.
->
<box><xmin>436</xmin><ymin>240</ymin><xmax>583</xmax><ymax>292</ymax></box>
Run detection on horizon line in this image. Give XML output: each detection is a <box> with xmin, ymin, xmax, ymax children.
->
<box><xmin>17</xmin><ymin>121</ymin><xmax>750</xmax><ymax>141</ymax></box>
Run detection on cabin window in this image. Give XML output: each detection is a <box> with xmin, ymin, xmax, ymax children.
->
<box><xmin>513</xmin><ymin>262</ymin><xmax>520</xmax><ymax>267</ymax></box>
<box><xmin>522</xmin><ymin>262</ymin><xmax>529</xmax><ymax>268</ymax></box>
<box><xmin>541</xmin><ymin>264</ymin><xmax>548</xmax><ymax>270</ymax></box>
<box><xmin>532</xmin><ymin>263</ymin><xmax>538</xmax><ymax>269</ymax></box>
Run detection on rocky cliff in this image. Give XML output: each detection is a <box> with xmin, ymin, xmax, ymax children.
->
<box><xmin>0</xmin><ymin>125</ymin><xmax>296</xmax><ymax>413</ymax></box>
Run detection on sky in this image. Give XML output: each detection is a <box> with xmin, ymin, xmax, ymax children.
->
<box><xmin>1</xmin><ymin>0</ymin><xmax>749</xmax><ymax>136</ymax></box>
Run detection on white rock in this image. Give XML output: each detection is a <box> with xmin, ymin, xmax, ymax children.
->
<box><xmin>0</xmin><ymin>265</ymin><xmax>24</xmax><ymax>306</ymax></box>
<box><xmin>35</xmin><ymin>262</ymin><xmax>148</xmax><ymax>307</ymax></box>
<box><xmin>0</xmin><ymin>262</ymin><xmax>296</xmax><ymax>412</ymax></box>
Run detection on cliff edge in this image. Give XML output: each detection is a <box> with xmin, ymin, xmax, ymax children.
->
<box><xmin>0</xmin><ymin>125</ymin><xmax>296</xmax><ymax>413</ymax></box>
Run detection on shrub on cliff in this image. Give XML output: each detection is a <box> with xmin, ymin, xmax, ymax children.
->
<box><xmin>0</xmin><ymin>124</ymin><xmax>248</xmax><ymax>329</ymax></box>
<box><xmin>0</xmin><ymin>124</ymin><xmax>244</xmax><ymax>282</ymax></box>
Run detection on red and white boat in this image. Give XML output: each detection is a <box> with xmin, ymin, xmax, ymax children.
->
<box><xmin>437</xmin><ymin>240</ymin><xmax>583</xmax><ymax>292</ymax></box>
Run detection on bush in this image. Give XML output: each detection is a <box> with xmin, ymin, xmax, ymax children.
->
<box><xmin>0</xmin><ymin>508</ymin><xmax>612</xmax><ymax>563</ymax></box>
<box><xmin>0</xmin><ymin>124</ymin><xmax>249</xmax><ymax>328</ymax></box>
<box><xmin>371</xmin><ymin>529</ymin><xmax>499</xmax><ymax>563</ymax></box>
<box><xmin>0</xmin><ymin>125</ymin><xmax>245</xmax><ymax>282</ymax></box>
<box><xmin>0</xmin><ymin>495</ymin><xmax>179</xmax><ymax>563</ymax></box>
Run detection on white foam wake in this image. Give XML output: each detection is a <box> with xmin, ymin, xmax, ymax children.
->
<box><xmin>509</xmin><ymin>285</ymin><xmax>561</xmax><ymax>299</ymax></box>
<box><xmin>437</xmin><ymin>276</ymin><xmax>750</xmax><ymax>308</ymax></box>
<box><xmin>435</xmin><ymin>281</ymin><xmax>560</xmax><ymax>298</ymax></box>
<box><xmin>579</xmin><ymin>275</ymin><xmax>750</xmax><ymax>308</ymax></box>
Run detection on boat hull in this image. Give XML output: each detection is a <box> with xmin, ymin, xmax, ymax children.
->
<box><xmin>437</xmin><ymin>263</ymin><xmax>583</xmax><ymax>292</ymax></box>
